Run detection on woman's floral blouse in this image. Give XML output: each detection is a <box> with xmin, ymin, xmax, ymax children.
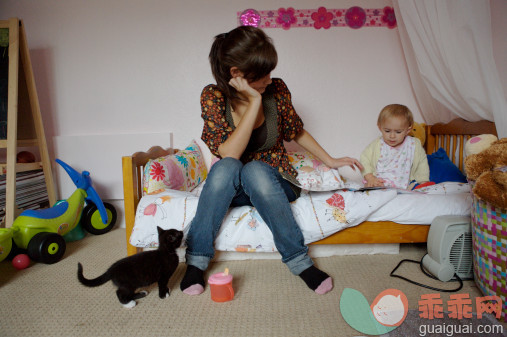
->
<box><xmin>200</xmin><ymin>78</ymin><xmax>304</xmax><ymax>183</ymax></box>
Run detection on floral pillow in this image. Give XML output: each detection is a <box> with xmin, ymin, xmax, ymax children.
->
<box><xmin>142</xmin><ymin>139</ymin><xmax>207</xmax><ymax>195</ymax></box>
<box><xmin>288</xmin><ymin>151</ymin><xmax>344</xmax><ymax>191</ymax></box>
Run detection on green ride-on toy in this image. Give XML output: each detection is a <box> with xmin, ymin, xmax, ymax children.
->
<box><xmin>3</xmin><ymin>159</ymin><xmax>117</xmax><ymax>264</ymax></box>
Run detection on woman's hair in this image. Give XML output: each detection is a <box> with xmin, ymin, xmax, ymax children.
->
<box><xmin>377</xmin><ymin>104</ymin><xmax>414</xmax><ymax>127</ymax></box>
<box><xmin>209</xmin><ymin>26</ymin><xmax>278</xmax><ymax>100</ymax></box>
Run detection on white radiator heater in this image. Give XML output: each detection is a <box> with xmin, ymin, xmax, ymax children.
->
<box><xmin>422</xmin><ymin>215</ymin><xmax>473</xmax><ymax>282</ymax></box>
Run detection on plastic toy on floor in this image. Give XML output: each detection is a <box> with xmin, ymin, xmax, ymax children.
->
<box><xmin>4</xmin><ymin>159</ymin><xmax>117</xmax><ymax>264</ymax></box>
<box><xmin>0</xmin><ymin>227</ymin><xmax>13</xmax><ymax>263</ymax></box>
<box><xmin>12</xmin><ymin>253</ymin><xmax>30</xmax><ymax>270</ymax></box>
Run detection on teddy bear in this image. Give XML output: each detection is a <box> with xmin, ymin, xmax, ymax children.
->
<box><xmin>409</xmin><ymin>122</ymin><xmax>426</xmax><ymax>146</ymax></box>
<box><xmin>464</xmin><ymin>137</ymin><xmax>507</xmax><ymax>209</ymax></box>
<box><xmin>464</xmin><ymin>134</ymin><xmax>498</xmax><ymax>157</ymax></box>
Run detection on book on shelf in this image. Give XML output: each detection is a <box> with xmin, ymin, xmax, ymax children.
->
<box><xmin>0</xmin><ymin>169</ymin><xmax>50</xmax><ymax>219</ymax></box>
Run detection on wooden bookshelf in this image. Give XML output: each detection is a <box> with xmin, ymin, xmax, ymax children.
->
<box><xmin>0</xmin><ymin>18</ymin><xmax>56</xmax><ymax>227</ymax></box>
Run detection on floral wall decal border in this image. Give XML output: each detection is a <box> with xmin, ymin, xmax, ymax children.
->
<box><xmin>238</xmin><ymin>6</ymin><xmax>397</xmax><ymax>30</ymax></box>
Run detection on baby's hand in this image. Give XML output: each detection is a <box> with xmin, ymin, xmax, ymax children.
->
<box><xmin>364</xmin><ymin>174</ymin><xmax>385</xmax><ymax>187</ymax></box>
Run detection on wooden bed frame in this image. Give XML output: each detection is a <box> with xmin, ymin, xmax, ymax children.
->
<box><xmin>122</xmin><ymin>118</ymin><xmax>497</xmax><ymax>256</ymax></box>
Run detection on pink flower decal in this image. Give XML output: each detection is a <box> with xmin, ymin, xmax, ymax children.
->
<box><xmin>326</xmin><ymin>193</ymin><xmax>345</xmax><ymax>210</ymax></box>
<box><xmin>150</xmin><ymin>162</ymin><xmax>165</xmax><ymax>181</ymax></box>
<box><xmin>144</xmin><ymin>203</ymin><xmax>157</xmax><ymax>216</ymax></box>
<box><xmin>345</xmin><ymin>6</ymin><xmax>366</xmax><ymax>29</ymax></box>
<box><xmin>240</xmin><ymin>9</ymin><xmax>261</xmax><ymax>27</ymax></box>
<box><xmin>311</xmin><ymin>7</ymin><xmax>333</xmax><ymax>30</ymax></box>
<box><xmin>277</xmin><ymin>7</ymin><xmax>297</xmax><ymax>30</ymax></box>
<box><xmin>381</xmin><ymin>6</ymin><xmax>397</xmax><ymax>29</ymax></box>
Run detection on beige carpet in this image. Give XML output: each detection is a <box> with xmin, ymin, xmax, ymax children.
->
<box><xmin>0</xmin><ymin>228</ymin><xmax>496</xmax><ymax>337</ymax></box>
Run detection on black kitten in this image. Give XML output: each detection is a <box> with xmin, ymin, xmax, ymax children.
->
<box><xmin>77</xmin><ymin>227</ymin><xmax>183</xmax><ymax>308</ymax></box>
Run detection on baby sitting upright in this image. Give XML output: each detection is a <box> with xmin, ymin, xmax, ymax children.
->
<box><xmin>77</xmin><ymin>227</ymin><xmax>183</xmax><ymax>308</ymax></box>
<box><xmin>360</xmin><ymin>104</ymin><xmax>430</xmax><ymax>189</ymax></box>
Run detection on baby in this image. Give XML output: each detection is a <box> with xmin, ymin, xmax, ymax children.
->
<box><xmin>360</xmin><ymin>104</ymin><xmax>429</xmax><ymax>189</ymax></box>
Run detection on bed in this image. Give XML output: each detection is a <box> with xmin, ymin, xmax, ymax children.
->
<box><xmin>122</xmin><ymin>118</ymin><xmax>497</xmax><ymax>257</ymax></box>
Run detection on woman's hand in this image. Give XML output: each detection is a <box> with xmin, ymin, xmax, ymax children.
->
<box><xmin>294</xmin><ymin>130</ymin><xmax>364</xmax><ymax>172</ymax></box>
<box><xmin>326</xmin><ymin>157</ymin><xmax>364</xmax><ymax>172</ymax></box>
<box><xmin>217</xmin><ymin>76</ymin><xmax>261</xmax><ymax>159</ymax></box>
<box><xmin>229</xmin><ymin>76</ymin><xmax>261</xmax><ymax>102</ymax></box>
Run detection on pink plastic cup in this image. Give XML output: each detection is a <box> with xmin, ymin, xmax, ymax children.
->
<box><xmin>208</xmin><ymin>271</ymin><xmax>234</xmax><ymax>302</ymax></box>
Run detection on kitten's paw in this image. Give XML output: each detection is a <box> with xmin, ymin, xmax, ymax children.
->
<box><xmin>123</xmin><ymin>301</ymin><xmax>136</xmax><ymax>309</ymax></box>
<box><xmin>159</xmin><ymin>290</ymin><xmax>170</xmax><ymax>299</ymax></box>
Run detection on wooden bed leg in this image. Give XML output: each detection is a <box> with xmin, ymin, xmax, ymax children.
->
<box><xmin>122</xmin><ymin>156</ymin><xmax>141</xmax><ymax>256</ymax></box>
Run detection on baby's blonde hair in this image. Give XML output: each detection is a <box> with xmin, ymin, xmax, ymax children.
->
<box><xmin>377</xmin><ymin>104</ymin><xmax>413</xmax><ymax>127</ymax></box>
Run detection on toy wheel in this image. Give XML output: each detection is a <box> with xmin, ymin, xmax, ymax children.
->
<box><xmin>27</xmin><ymin>232</ymin><xmax>66</xmax><ymax>264</ymax></box>
<box><xmin>82</xmin><ymin>202</ymin><xmax>117</xmax><ymax>235</ymax></box>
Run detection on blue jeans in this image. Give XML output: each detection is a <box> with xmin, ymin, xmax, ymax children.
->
<box><xmin>185</xmin><ymin>157</ymin><xmax>313</xmax><ymax>275</ymax></box>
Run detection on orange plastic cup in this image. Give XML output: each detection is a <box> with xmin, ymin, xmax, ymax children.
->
<box><xmin>208</xmin><ymin>272</ymin><xmax>234</xmax><ymax>302</ymax></box>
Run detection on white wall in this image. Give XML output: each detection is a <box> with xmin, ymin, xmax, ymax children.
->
<box><xmin>491</xmin><ymin>0</ymin><xmax>507</xmax><ymax>99</ymax></box>
<box><xmin>1</xmin><ymin>0</ymin><xmax>504</xmax><ymax>227</ymax></box>
<box><xmin>1</xmin><ymin>0</ymin><xmax>419</xmax><ymax>150</ymax></box>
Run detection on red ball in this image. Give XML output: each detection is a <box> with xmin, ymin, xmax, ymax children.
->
<box><xmin>16</xmin><ymin>151</ymin><xmax>36</xmax><ymax>163</ymax></box>
<box><xmin>12</xmin><ymin>254</ymin><xmax>31</xmax><ymax>270</ymax></box>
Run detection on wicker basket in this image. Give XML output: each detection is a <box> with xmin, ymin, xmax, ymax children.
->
<box><xmin>471</xmin><ymin>190</ymin><xmax>507</xmax><ymax>322</ymax></box>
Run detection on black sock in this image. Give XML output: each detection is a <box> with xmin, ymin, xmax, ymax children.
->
<box><xmin>180</xmin><ymin>264</ymin><xmax>205</xmax><ymax>291</ymax></box>
<box><xmin>298</xmin><ymin>265</ymin><xmax>330</xmax><ymax>291</ymax></box>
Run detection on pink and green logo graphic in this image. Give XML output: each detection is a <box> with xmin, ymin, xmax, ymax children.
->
<box><xmin>340</xmin><ymin>288</ymin><xmax>408</xmax><ymax>335</ymax></box>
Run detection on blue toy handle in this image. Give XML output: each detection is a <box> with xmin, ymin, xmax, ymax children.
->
<box><xmin>56</xmin><ymin>159</ymin><xmax>87</xmax><ymax>189</ymax></box>
<box><xmin>56</xmin><ymin>158</ymin><xmax>108</xmax><ymax>224</ymax></box>
<box><xmin>86</xmin><ymin>186</ymin><xmax>108</xmax><ymax>224</ymax></box>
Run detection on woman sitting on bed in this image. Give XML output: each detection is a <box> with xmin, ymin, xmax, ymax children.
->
<box><xmin>180</xmin><ymin>26</ymin><xmax>363</xmax><ymax>296</ymax></box>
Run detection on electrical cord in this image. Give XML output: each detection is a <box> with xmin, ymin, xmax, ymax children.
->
<box><xmin>390</xmin><ymin>254</ymin><xmax>469</xmax><ymax>292</ymax></box>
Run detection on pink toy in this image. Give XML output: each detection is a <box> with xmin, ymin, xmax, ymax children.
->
<box><xmin>12</xmin><ymin>254</ymin><xmax>30</xmax><ymax>270</ymax></box>
<box><xmin>208</xmin><ymin>268</ymin><xmax>234</xmax><ymax>302</ymax></box>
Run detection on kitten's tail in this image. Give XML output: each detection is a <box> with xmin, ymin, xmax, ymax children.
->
<box><xmin>77</xmin><ymin>262</ymin><xmax>111</xmax><ymax>287</ymax></box>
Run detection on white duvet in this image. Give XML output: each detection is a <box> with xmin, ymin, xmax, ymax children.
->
<box><xmin>129</xmin><ymin>182</ymin><xmax>471</xmax><ymax>252</ymax></box>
